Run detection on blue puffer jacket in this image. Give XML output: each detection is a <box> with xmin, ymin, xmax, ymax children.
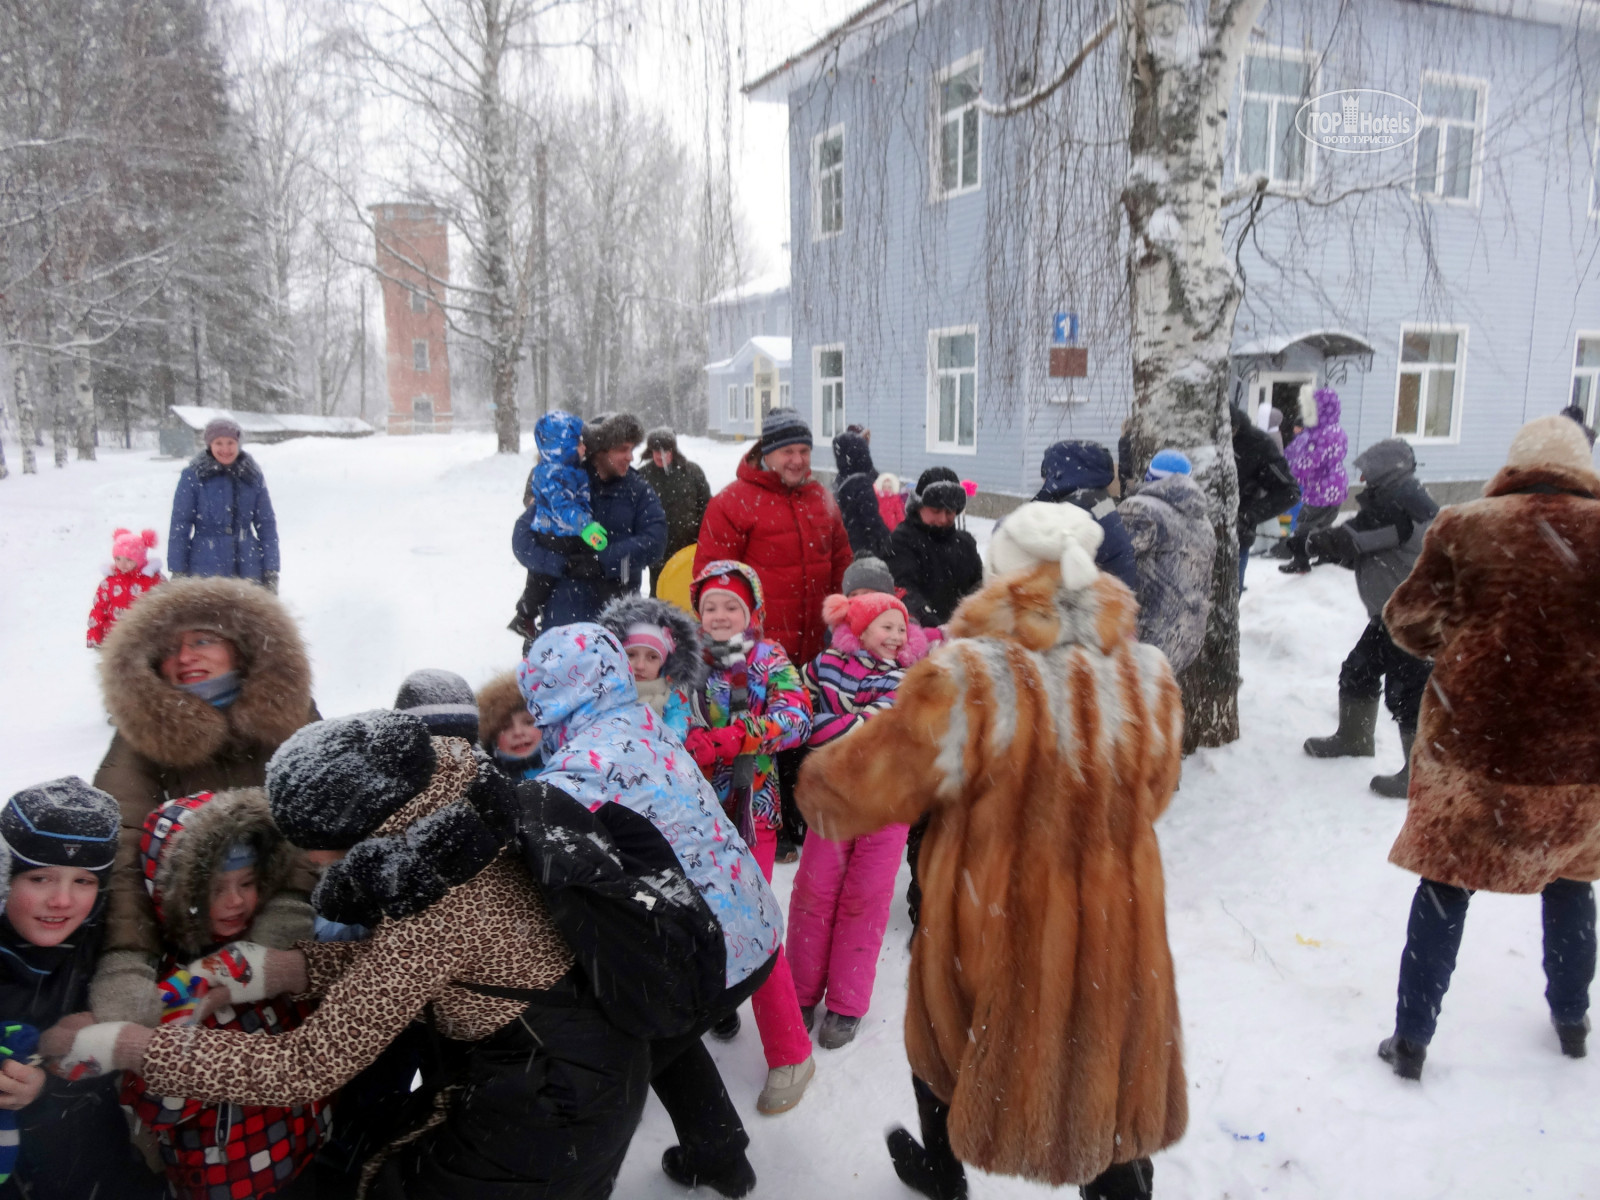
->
<box><xmin>1035</xmin><ymin>441</ymin><xmax>1139</xmax><ymax>591</ymax></box>
<box><xmin>526</xmin><ymin>410</ymin><xmax>591</xmax><ymax>537</ymax></box>
<box><xmin>518</xmin><ymin>623</ymin><xmax>783</xmax><ymax>988</ymax></box>
<box><xmin>168</xmin><ymin>451</ymin><xmax>279</xmax><ymax>581</ymax></box>
<box><xmin>513</xmin><ymin>465</ymin><xmax>668</xmax><ymax>628</ymax></box>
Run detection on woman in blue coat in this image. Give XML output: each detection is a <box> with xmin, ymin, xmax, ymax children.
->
<box><xmin>168</xmin><ymin>418</ymin><xmax>280</xmax><ymax>590</ymax></box>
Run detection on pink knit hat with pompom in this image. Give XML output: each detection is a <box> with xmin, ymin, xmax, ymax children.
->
<box><xmin>111</xmin><ymin>528</ymin><xmax>158</xmax><ymax>569</ymax></box>
<box><xmin>821</xmin><ymin>591</ymin><xmax>909</xmax><ymax>639</ymax></box>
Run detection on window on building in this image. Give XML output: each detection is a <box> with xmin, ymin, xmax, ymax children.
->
<box><xmin>743</xmin><ymin>384</ymin><xmax>753</xmax><ymax>421</ymax></box>
<box><xmin>817</xmin><ymin>347</ymin><xmax>844</xmax><ymax>437</ymax></box>
<box><xmin>1573</xmin><ymin>334</ymin><xmax>1600</xmax><ymax>424</ymax></box>
<box><xmin>929</xmin><ymin>328</ymin><xmax>977</xmax><ymax>451</ymax></box>
<box><xmin>1238</xmin><ymin>49</ymin><xmax>1313</xmax><ymax>187</ymax></box>
<box><xmin>936</xmin><ymin>56</ymin><xmax>981</xmax><ymax>197</ymax></box>
<box><xmin>780</xmin><ymin>382</ymin><xmax>791</xmax><ymax>408</ymax></box>
<box><xmin>412</xmin><ymin>339</ymin><xmax>429</xmax><ymax>372</ymax></box>
<box><xmin>1395</xmin><ymin>326</ymin><xmax>1466</xmax><ymax>441</ymax></box>
<box><xmin>1590</xmin><ymin>108</ymin><xmax>1600</xmax><ymax>218</ymax></box>
<box><xmin>1415</xmin><ymin>74</ymin><xmax>1486</xmax><ymax>202</ymax></box>
<box><xmin>727</xmin><ymin>384</ymin><xmax>739</xmax><ymax>422</ymax></box>
<box><xmin>814</xmin><ymin>127</ymin><xmax>844</xmax><ymax>237</ymax></box>
<box><xmin>409</xmin><ymin>288</ymin><xmax>427</xmax><ymax>314</ymax></box>
<box><xmin>413</xmin><ymin>398</ymin><xmax>434</xmax><ymax>429</ymax></box>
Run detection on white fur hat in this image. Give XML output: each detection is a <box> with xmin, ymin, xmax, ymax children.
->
<box><xmin>986</xmin><ymin>501</ymin><xmax>1105</xmax><ymax>590</ymax></box>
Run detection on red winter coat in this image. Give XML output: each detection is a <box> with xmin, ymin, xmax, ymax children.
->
<box><xmin>86</xmin><ymin>565</ymin><xmax>163</xmax><ymax>647</ymax></box>
<box><xmin>694</xmin><ymin>449</ymin><xmax>854</xmax><ymax>666</ymax></box>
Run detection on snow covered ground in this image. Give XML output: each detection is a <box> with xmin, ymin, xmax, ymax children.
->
<box><xmin>0</xmin><ymin>433</ymin><xmax>1594</xmax><ymax>1199</ymax></box>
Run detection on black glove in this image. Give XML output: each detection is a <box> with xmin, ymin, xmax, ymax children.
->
<box><xmin>262</xmin><ymin>570</ymin><xmax>280</xmax><ymax>594</ymax></box>
<box><xmin>1306</xmin><ymin>525</ymin><xmax>1357</xmax><ymax>568</ymax></box>
<box><xmin>564</xmin><ymin>548</ymin><xmax>606</xmax><ymax>581</ymax></box>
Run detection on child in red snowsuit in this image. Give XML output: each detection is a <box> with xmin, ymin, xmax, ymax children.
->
<box><xmin>86</xmin><ymin>529</ymin><xmax>163</xmax><ymax>647</ymax></box>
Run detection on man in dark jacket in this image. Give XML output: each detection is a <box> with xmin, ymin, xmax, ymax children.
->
<box><xmin>513</xmin><ymin>413</ymin><xmax>667</xmax><ymax>630</ymax></box>
<box><xmin>1034</xmin><ymin>440</ymin><xmax>1140</xmax><ymax>591</ymax></box>
<box><xmin>831</xmin><ymin>430</ymin><xmax>892</xmax><ymax>559</ymax></box>
<box><xmin>1303</xmin><ymin>438</ymin><xmax>1439</xmax><ymax>796</ymax></box>
<box><xmin>637</xmin><ymin>427</ymin><xmax>712</xmax><ymax>594</ymax></box>
<box><xmin>885</xmin><ymin>467</ymin><xmax>983</xmax><ymax>628</ymax></box>
<box><xmin>1231</xmin><ymin>407</ymin><xmax>1302</xmax><ymax>590</ymax></box>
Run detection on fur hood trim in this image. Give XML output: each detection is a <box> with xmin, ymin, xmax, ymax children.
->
<box><xmin>1485</xmin><ymin>461</ymin><xmax>1600</xmax><ymax>501</ymax></box>
<box><xmin>597</xmin><ymin>594</ymin><xmax>708</xmax><ymax>692</ymax></box>
<box><xmin>99</xmin><ymin>576</ymin><xmax>313</xmax><ymax>768</ymax></box>
<box><xmin>312</xmin><ymin>741</ymin><xmax>517</xmax><ymax>928</ymax></box>
<box><xmin>475</xmin><ymin>671</ymin><xmax>528</xmax><ymax>756</ymax></box>
<box><xmin>830</xmin><ymin>616</ymin><xmax>941</xmax><ymax>668</ymax></box>
<box><xmin>141</xmin><ymin>788</ymin><xmax>300</xmax><ymax>958</ymax></box>
<box><xmin>190</xmin><ymin>449</ymin><xmax>264</xmax><ymax>485</ymax></box>
<box><xmin>948</xmin><ymin>563</ymin><xmax>1138</xmax><ymax>656</ymax></box>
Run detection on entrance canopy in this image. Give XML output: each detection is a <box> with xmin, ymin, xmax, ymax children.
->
<box><xmin>1233</xmin><ymin>328</ymin><xmax>1375</xmax><ymax>369</ymax></box>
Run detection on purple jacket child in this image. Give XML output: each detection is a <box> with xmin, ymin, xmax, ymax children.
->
<box><xmin>1286</xmin><ymin>388</ymin><xmax>1350</xmax><ymax>507</ymax></box>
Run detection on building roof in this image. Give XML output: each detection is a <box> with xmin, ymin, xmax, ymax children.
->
<box><xmin>743</xmin><ymin>0</ymin><xmax>924</xmax><ymax>102</ymax></box>
<box><xmin>707</xmin><ymin>267</ymin><xmax>791</xmax><ymax>307</ymax></box>
<box><xmin>170</xmin><ymin>405</ymin><xmax>376</xmax><ymax>438</ymax></box>
<box><xmin>706</xmin><ymin>336</ymin><xmax>794</xmax><ymax>373</ymax></box>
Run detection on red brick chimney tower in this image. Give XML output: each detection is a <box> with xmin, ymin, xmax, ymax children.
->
<box><xmin>371</xmin><ymin>203</ymin><xmax>452</xmax><ymax>434</ymax></box>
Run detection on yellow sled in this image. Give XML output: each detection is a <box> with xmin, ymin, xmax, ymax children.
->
<box><xmin>654</xmin><ymin>545</ymin><xmax>697</xmax><ymax>615</ymax></box>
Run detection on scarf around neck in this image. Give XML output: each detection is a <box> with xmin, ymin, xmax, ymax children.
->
<box><xmin>181</xmin><ymin>670</ymin><xmax>241</xmax><ymax>709</ymax></box>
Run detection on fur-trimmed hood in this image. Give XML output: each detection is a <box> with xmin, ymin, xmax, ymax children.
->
<box><xmin>948</xmin><ymin>561</ymin><xmax>1139</xmax><ymax>657</ymax></box>
<box><xmin>475</xmin><ymin>671</ymin><xmax>528</xmax><ymax>756</ymax></box>
<box><xmin>98</xmin><ymin>576</ymin><xmax>313</xmax><ymax>769</ymax></box>
<box><xmin>189</xmin><ymin>448</ymin><xmax>264</xmax><ymax>486</ymax></box>
<box><xmin>139</xmin><ymin>788</ymin><xmax>302</xmax><ymax>958</ymax></box>
<box><xmin>597</xmin><ymin>594</ymin><xmax>707</xmax><ymax>693</ymax></box>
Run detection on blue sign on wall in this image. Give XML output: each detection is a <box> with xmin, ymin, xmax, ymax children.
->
<box><xmin>1052</xmin><ymin>312</ymin><xmax>1080</xmax><ymax>346</ymax></box>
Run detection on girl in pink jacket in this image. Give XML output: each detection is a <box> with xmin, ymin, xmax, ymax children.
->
<box><xmin>789</xmin><ymin>589</ymin><xmax>936</xmax><ymax>1049</ymax></box>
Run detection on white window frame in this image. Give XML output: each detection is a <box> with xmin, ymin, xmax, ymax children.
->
<box><xmin>726</xmin><ymin>384</ymin><xmax>739</xmax><ymax>422</ymax></box>
<box><xmin>1393</xmin><ymin>323</ymin><xmax>1468</xmax><ymax>444</ymax></box>
<box><xmin>812</xmin><ymin>125</ymin><xmax>844</xmax><ymax>239</ymax></box>
<box><xmin>1572</xmin><ymin>331</ymin><xmax>1600</xmax><ymax>424</ymax></box>
<box><xmin>814</xmin><ymin>344</ymin><xmax>845</xmax><ymax>438</ymax></box>
<box><xmin>927</xmin><ymin>325</ymin><xmax>979</xmax><ymax>454</ymax></box>
<box><xmin>1235</xmin><ymin>45</ymin><xmax>1318</xmax><ymax>192</ymax></box>
<box><xmin>1413</xmin><ymin>71</ymin><xmax>1488</xmax><ymax>206</ymax></box>
<box><xmin>412</xmin><ymin>339</ymin><xmax>429</xmax><ymax>372</ymax></box>
<box><xmin>932</xmin><ymin>52</ymin><xmax>982</xmax><ymax>201</ymax></box>
<box><xmin>742</xmin><ymin>384</ymin><xmax>753</xmax><ymax>422</ymax></box>
<box><xmin>779</xmin><ymin>382</ymin><xmax>791</xmax><ymax>407</ymax></box>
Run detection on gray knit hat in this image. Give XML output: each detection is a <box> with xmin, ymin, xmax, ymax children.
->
<box><xmin>394</xmin><ymin>669</ymin><xmax>480</xmax><ymax>743</ymax></box>
<box><xmin>841</xmin><ymin>555</ymin><xmax>896</xmax><ymax>597</ymax></box>
<box><xmin>202</xmin><ymin>416</ymin><xmax>242</xmax><ymax>446</ymax></box>
<box><xmin>759</xmin><ymin>407</ymin><xmax>812</xmax><ymax>455</ymax></box>
<box><xmin>1</xmin><ymin>777</ymin><xmax>120</xmax><ymax>874</ymax></box>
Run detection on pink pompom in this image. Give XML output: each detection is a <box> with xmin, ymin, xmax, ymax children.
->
<box><xmin>141</xmin><ymin>529</ymin><xmax>158</xmax><ymax>548</ymax></box>
<box><xmin>821</xmin><ymin>593</ymin><xmax>851</xmax><ymax>629</ymax></box>
<box><xmin>961</xmin><ymin>479</ymin><xmax>978</xmax><ymax>497</ymax></box>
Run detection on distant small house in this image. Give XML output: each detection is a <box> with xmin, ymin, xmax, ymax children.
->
<box><xmin>164</xmin><ymin>406</ymin><xmax>375</xmax><ymax>456</ymax></box>
<box><xmin>705</xmin><ymin>269</ymin><xmax>791</xmax><ymax>437</ymax></box>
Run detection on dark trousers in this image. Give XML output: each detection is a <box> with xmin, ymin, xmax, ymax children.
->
<box><xmin>775</xmin><ymin>745</ymin><xmax>810</xmax><ymax>847</ymax></box>
<box><xmin>1339</xmin><ymin>616</ymin><xmax>1431</xmax><ymax>727</ymax></box>
<box><xmin>1286</xmin><ymin>504</ymin><xmax>1340</xmax><ymax>569</ymax></box>
<box><xmin>906</xmin><ymin>1075</ymin><xmax>1154</xmax><ymax>1198</ymax></box>
<box><xmin>1395</xmin><ymin>877</ymin><xmax>1597</xmax><ymax>1045</ymax></box>
<box><xmin>648</xmin><ymin>953</ymin><xmax>778</xmax><ymax>1174</ymax></box>
<box><xmin>377</xmin><ymin>983</ymin><xmax>650</xmax><ymax>1200</ymax></box>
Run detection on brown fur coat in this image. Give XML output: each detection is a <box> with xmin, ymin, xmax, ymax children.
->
<box><xmin>92</xmin><ymin>578</ymin><xmax>318</xmax><ymax>1015</ymax></box>
<box><xmin>1385</xmin><ymin>452</ymin><xmax>1600</xmax><ymax>893</ymax></box>
<box><xmin>797</xmin><ymin>565</ymin><xmax>1187</xmax><ymax>1185</ymax></box>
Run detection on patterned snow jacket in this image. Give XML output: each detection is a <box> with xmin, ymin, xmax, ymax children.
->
<box><xmin>519</xmin><ymin>623</ymin><xmax>783</xmax><ymax>988</ymax></box>
<box><xmin>804</xmin><ymin>618</ymin><xmax>941</xmax><ymax>746</ymax></box>
<box><xmin>86</xmin><ymin>562</ymin><xmax>163</xmax><ymax>647</ymax></box>
<box><xmin>526</xmin><ymin>410</ymin><xmax>592</xmax><ymax>537</ymax></box>
<box><xmin>122</xmin><ymin>788</ymin><xmax>328</xmax><ymax>1200</ymax></box>
<box><xmin>1284</xmin><ymin>388</ymin><xmax>1350</xmax><ymax>508</ymax></box>
<box><xmin>691</xmin><ymin>562</ymin><xmax>811</xmax><ymax>830</ymax></box>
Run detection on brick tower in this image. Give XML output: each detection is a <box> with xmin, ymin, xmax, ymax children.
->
<box><xmin>372</xmin><ymin>203</ymin><xmax>452</xmax><ymax>434</ymax></box>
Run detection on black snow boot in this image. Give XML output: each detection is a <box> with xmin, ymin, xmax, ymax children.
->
<box><xmin>1554</xmin><ymin>1016</ymin><xmax>1590</xmax><ymax>1058</ymax></box>
<box><xmin>1370</xmin><ymin>724</ymin><xmax>1417</xmax><ymax>798</ymax></box>
<box><xmin>1304</xmin><ymin>694</ymin><xmax>1378</xmax><ymax>758</ymax></box>
<box><xmin>886</xmin><ymin>1129</ymin><xmax>967</xmax><ymax>1200</ymax></box>
<box><xmin>661</xmin><ymin>1146</ymin><xmax>756</xmax><ymax>1198</ymax></box>
<box><xmin>1080</xmin><ymin>1157</ymin><xmax>1154</xmax><ymax>1200</ymax></box>
<box><xmin>1378</xmin><ymin>1035</ymin><xmax>1427</xmax><ymax>1080</ymax></box>
<box><xmin>708</xmin><ymin>1011</ymin><xmax>741</xmax><ymax>1042</ymax></box>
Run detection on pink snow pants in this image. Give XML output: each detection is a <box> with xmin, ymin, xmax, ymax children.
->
<box><xmin>785</xmin><ymin>824</ymin><xmax>909</xmax><ymax>1019</ymax></box>
<box><xmin>748</xmin><ymin>823</ymin><xmax>815</xmax><ymax>1069</ymax></box>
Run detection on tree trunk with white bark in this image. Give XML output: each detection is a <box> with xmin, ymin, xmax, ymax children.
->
<box><xmin>1121</xmin><ymin>0</ymin><xmax>1267</xmax><ymax>748</ymax></box>
<box><xmin>72</xmin><ymin>325</ymin><xmax>95</xmax><ymax>460</ymax></box>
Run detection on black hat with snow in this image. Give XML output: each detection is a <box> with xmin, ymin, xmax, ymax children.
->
<box><xmin>913</xmin><ymin>466</ymin><xmax>968</xmax><ymax>515</ymax></box>
<box><xmin>266</xmin><ymin>710</ymin><xmax>437</xmax><ymax>850</ymax></box>
<box><xmin>583</xmin><ymin>412</ymin><xmax>645</xmax><ymax>456</ymax></box>
<box><xmin>644</xmin><ymin>427</ymin><xmax>678</xmax><ymax>456</ymax></box>
<box><xmin>759</xmin><ymin>407</ymin><xmax>812</xmax><ymax>455</ymax></box>
<box><xmin>394</xmin><ymin>669</ymin><xmax>479</xmax><ymax>743</ymax></box>
<box><xmin>1</xmin><ymin>777</ymin><xmax>120</xmax><ymax>875</ymax></box>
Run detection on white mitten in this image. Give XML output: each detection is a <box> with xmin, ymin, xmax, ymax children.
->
<box><xmin>59</xmin><ymin>1022</ymin><xmax>136</xmax><ymax>1080</ymax></box>
<box><xmin>186</xmin><ymin>942</ymin><xmax>270</xmax><ymax>1005</ymax></box>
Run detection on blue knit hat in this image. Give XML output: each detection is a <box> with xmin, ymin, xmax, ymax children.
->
<box><xmin>1145</xmin><ymin>449</ymin><xmax>1193</xmax><ymax>481</ymax></box>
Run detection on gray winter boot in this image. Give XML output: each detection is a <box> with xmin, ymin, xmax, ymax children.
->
<box><xmin>1304</xmin><ymin>694</ymin><xmax>1379</xmax><ymax>758</ymax></box>
<box><xmin>1370</xmin><ymin>724</ymin><xmax>1417</xmax><ymax>798</ymax></box>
